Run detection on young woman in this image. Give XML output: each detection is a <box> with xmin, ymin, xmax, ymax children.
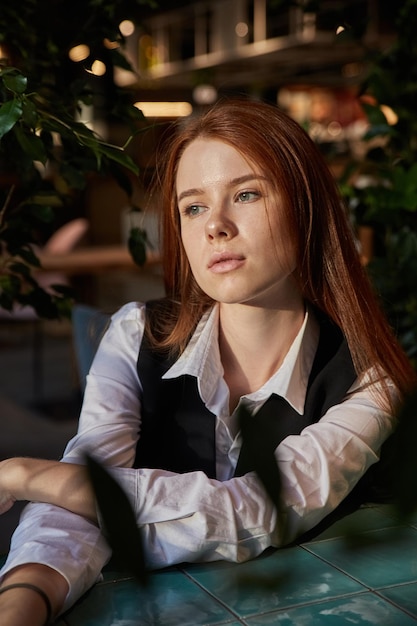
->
<box><xmin>0</xmin><ymin>99</ymin><xmax>414</xmax><ymax>625</ymax></box>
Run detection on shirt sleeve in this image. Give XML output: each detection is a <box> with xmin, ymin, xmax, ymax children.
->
<box><xmin>0</xmin><ymin>301</ymin><xmax>146</xmax><ymax>612</ymax></box>
<box><xmin>62</xmin><ymin>301</ymin><xmax>145</xmax><ymax>467</ymax></box>
<box><xmin>103</xmin><ymin>373</ymin><xmax>397</xmax><ymax>569</ymax></box>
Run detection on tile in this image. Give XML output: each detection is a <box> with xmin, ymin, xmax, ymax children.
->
<box><xmin>379</xmin><ymin>582</ymin><xmax>417</xmax><ymax>618</ymax></box>
<box><xmin>373</xmin><ymin>504</ymin><xmax>417</xmax><ymax>529</ymax></box>
<box><xmin>303</xmin><ymin>504</ymin><xmax>403</xmax><ymax>542</ymax></box>
<box><xmin>182</xmin><ymin>547</ymin><xmax>364</xmax><ymax>618</ymax></box>
<box><xmin>100</xmin><ymin>560</ymin><xmax>151</xmax><ymax>583</ymax></box>
<box><xmin>305</xmin><ymin>526</ymin><xmax>417</xmax><ymax>589</ymax></box>
<box><xmin>406</xmin><ymin>509</ymin><xmax>417</xmax><ymax>529</ymax></box>
<box><xmin>62</xmin><ymin>569</ymin><xmax>236</xmax><ymax>626</ymax></box>
<box><xmin>244</xmin><ymin>592</ymin><xmax>417</xmax><ymax>624</ymax></box>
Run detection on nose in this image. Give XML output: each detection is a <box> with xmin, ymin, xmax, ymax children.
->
<box><xmin>205</xmin><ymin>207</ymin><xmax>238</xmax><ymax>241</ymax></box>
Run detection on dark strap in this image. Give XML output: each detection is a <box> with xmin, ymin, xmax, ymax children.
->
<box><xmin>235</xmin><ymin>314</ymin><xmax>356</xmax><ymax>476</ymax></box>
<box><xmin>134</xmin><ymin>300</ymin><xmax>216</xmax><ymax>477</ymax></box>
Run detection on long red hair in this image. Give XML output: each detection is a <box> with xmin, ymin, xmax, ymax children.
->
<box><xmin>151</xmin><ymin>98</ymin><xmax>415</xmax><ymax>403</ymax></box>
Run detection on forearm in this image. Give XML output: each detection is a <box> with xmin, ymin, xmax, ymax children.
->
<box><xmin>107</xmin><ymin>466</ymin><xmax>280</xmax><ymax>568</ymax></box>
<box><xmin>0</xmin><ymin>563</ymin><xmax>68</xmax><ymax>626</ymax></box>
<box><xmin>0</xmin><ymin>458</ymin><xmax>97</xmax><ymax>522</ymax></box>
<box><xmin>104</xmin><ymin>394</ymin><xmax>394</xmax><ymax>567</ymax></box>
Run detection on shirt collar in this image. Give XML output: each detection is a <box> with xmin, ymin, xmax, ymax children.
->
<box><xmin>163</xmin><ymin>305</ymin><xmax>222</xmax><ymax>403</ymax></box>
<box><xmin>163</xmin><ymin>303</ymin><xmax>319</xmax><ymax>415</ymax></box>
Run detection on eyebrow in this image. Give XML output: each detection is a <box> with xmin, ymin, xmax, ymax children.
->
<box><xmin>177</xmin><ymin>174</ymin><xmax>268</xmax><ymax>203</ymax></box>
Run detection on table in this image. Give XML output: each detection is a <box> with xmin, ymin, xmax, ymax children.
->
<box><xmin>3</xmin><ymin>503</ymin><xmax>411</xmax><ymax>625</ymax></box>
<box><xmin>37</xmin><ymin>246</ymin><xmax>161</xmax><ymax>276</ymax></box>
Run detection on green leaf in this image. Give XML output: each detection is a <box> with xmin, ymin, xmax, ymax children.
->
<box><xmin>361</xmin><ymin>102</ymin><xmax>389</xmax><ymax>126</ymax></box>
<box><xmin>47</xmin><ymin>283</ymin><xmax>74</xmax><ymax>297</ymax></box>
<box><xmin>0</xmin><ymin>273</ymin><xmax>20</xmax><ymax>294</ymax></box>
<box><xmin>391</xmin><ymin>389</ymin><xmax>417</xmax><ymax>519</ymax></box>
<box><xmin>110</xmin><ymin>48</ymin><xmax>134</xmax><ymax>72</ymax></box>
<box><xmin>0</xmin><ymin>98</ymin><xmax>23</xmax><ymax>138</ymax></box>
<box><xmin>109</xmin><ymin>163</ymin><xmax>134</xmax><ymax>198</ymax></box>
<box><xmin>237</xmin><ymin>405</ymin><xmax>282</xmax><ymax>509</ymax></box>
<box><xmin>13</xmin><ymin>124</ymin><xmax>47</xmax><ymax>163</ymax></box>
<box><xmin>28</xmin><ymin>203</ymin><xmax>56</xmax><ymax>222</ymax></box>
<box><xmin>0</xmin><ymin>293</ymin><xmax>14</xmax><ymax>311</ymax></box>
<box><xmin>128</xmin><ymin>227</ymin><xmax>147</xmax><ymax>267</ymax></box>
<box><xmin>8</xmin><ymin>261</ymin><xmax>32</xmax><ymax>278</ymax></box>
<box><xmin>0</xmin><ymin>273</ymin><xmax>22</xmax><ymax>309</ymax></box>
<box><xmin>22</xmin><ymin>99</ymin><xmax>38</xmax><ymax>127</ymax></box>
<box><xmin>86</xmin><ymin>455</ymin><xmax>148</xmax><ymax>585</ymax></box>
<box><xmin>98</xmin><ymin>143</ymin><xmax>139</xmax><ymax>175</ymax></box>
<box><xmin>59</xmin><ymin>163</ymin><xmax>88</xmax><ymax>190</ymax></box>
<box><xmin>3</xmin><ymin>71</ymin><xmax>27</xmax><ymax>94</ymax></box>
<box><xmin>21</xmin><ymin>286</ymin><xmax>61</xmax><ymax>319</ymax></box>
<box><xmin>17</xmin><ymin>245</ymin><xmax>41</xmax><ymax>267</ymax></box>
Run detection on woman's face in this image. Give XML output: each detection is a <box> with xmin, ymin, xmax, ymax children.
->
<box><xmin>176</xmin><ymin>138</ymin><xmax>300</xmax><ymax>309</ymax></box>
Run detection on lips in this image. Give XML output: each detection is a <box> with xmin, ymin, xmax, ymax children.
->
<box><xmin>208</xmin><ymin>251</ymin><xmax>245</xmax><ymax>273</ymax></box>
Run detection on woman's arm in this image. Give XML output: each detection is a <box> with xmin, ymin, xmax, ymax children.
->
<box><xmin>96</xmin><ymin>377</ymin><xmax>396</xmax><ymax>568</ymax></box>
<box><xmin>0</xmin><ymin>564</ymin><xmax>68</xmax><ymax>626</ymax></box>
<box><xmin>2</xmin><ymin>374</ymin><xmax>396</xmax><ymax>571</ymax></box>
<box><xmin>0</xmin><ymin>302</ymin><xmax>145</xmax><ymax>613</ymax></box>
<box><xmin>0</xmin><ymin>457</ymin><xmax>97</xmax><ymax>521</ymax></box>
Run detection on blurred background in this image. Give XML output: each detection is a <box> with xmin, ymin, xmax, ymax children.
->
<box><xmin>1</xmin><ymin>0</ymin><xmax>416</xmax><ymax>549</ymax></box>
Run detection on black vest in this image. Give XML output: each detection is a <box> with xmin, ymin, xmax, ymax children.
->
<box><xmin>134</xmin><ymin>303</ymin><xmax>357</xmax><ymax>480</ymax></box>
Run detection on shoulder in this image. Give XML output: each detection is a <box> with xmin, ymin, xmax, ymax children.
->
<box><xmin>99</xmin><ymin>301</ymin><xmax>147</xmax><ymax>355</ymax></box>
<box><xmin>105</xmin><ymin>301</ymin><xmax>149</xmax><ymax>337</ymax></box>
<box><xmin>110</xmin><ymin>301</ymin><xmax>147</xmax><ymax>323</ymax></box>
<box><xmin>89</xmin><ymin>302</ymin><xmax>147</xmax><ymax>378</ymax></box>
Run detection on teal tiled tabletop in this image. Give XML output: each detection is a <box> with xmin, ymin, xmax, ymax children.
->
<box><xmin>1</xmin><ymin>504</ymin><xmax>417</xmax><ymax>625</ymax></box>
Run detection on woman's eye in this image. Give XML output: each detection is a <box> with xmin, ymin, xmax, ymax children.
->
<box><xmin>184</xmin><ymin>204</ymin><xmax>205</xmax><ymax>217</ymax></box>
<box><xmin>236</xmin><ymin>190</ymin><xmax>260</xmax><ymax>203</ymax></box>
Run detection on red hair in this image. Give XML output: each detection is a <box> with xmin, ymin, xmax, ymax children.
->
<box><xmin>151</xmin><ymin>98</ymin><xmax>415</xmax><ymax>403</ymax></box>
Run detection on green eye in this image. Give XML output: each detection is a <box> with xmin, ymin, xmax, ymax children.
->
<box><xmin>185</xmin><ymin>204</ymin><xmax>204</xmax><ymax>216</ymax></box>
<box><xmin>237</xmin><ymin>190</ymin><xmax>260</xmax><ymax>202</ymax></box>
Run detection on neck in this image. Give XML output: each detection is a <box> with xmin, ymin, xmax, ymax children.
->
<box><xmin>219</xmin><ymin>300</ymin><xmax>305</xmax><ymax>412</ymax></box>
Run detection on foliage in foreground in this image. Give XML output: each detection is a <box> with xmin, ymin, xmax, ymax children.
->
<box><xmin>0</xmin><ymin>0</ymin><xmax>153</xmax><ymax>317</ymax></box>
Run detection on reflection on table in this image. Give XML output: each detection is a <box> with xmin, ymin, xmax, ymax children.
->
<box><xmin>39</xmin><ymin>503</ymin><xmax>417</xmax><ymax>625</ymax></box>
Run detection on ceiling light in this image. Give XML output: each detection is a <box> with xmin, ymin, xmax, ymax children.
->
<box><xmin>193</xmin><ymin>85</ymin><xmax>217</xmax><ymax>105</ymax></box>
<box><xmin>235</xmin><ymin>22</ymin><xmax>249</xmax><ymax>37</ymax></box>
<box><xmin>69</xmin><ymin>44</ymin><xmax>90</xmax><ymax>62</ymax></box>
<box><xmin>380</xmin><ymin>104</ymin><xmax>398</xmax><ymax>125</ymax></box>
<box><xmin>134</xmin><ymin>102</ymin><xmax>192</xmax><ymax>118</ymax></box>
<box><xmin>104</xmin><ymin>38</ymin><xmax>120</xmax><ymax>50</ymax></box>
<box><xmin>86</xmin><ymin>60</ymin><xmax>106</xmax><ymax>76</ymax></box>
<box><xmin>119</xmin><ymin>20</ymin><xmax>135</xmax><ymax>37</ymax></box>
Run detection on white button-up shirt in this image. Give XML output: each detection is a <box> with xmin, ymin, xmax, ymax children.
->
<box><xmin>1</xmin><ymin>301</ymin><xmax>396</xmax><ymax>611</ymax></box>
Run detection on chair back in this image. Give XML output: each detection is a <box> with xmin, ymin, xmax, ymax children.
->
<box><xmin>72</xmin><ymin>304</ymin><xmax>110</xmax><ymax>392</ymax></box>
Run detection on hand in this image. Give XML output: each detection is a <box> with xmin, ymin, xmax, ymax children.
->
<box><xmin>0</xmin><ymin>459</ymin><xmax>18</xmax><ymax>515</ymax></box>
